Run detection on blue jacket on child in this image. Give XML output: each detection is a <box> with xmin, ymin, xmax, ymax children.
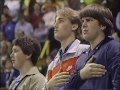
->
<box><xmin>66</xmin><ymin>37</ymin><xmax>120</xmax><ymax>90</ymax></box>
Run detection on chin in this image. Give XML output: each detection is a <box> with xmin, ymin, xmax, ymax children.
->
<box><xmin>13</xmin><ymin>64</ymin><xmax>19</xmax><ymax>70</ymax></box>
<box><xmin>83</xmin><ymin>37</ymin><xmax>91</xmax><ymax>42</ymax></box>
<box><xmin>54</xmin><ymin>35</ymin><xmax>61</xmax><ymax>41</ymax></box>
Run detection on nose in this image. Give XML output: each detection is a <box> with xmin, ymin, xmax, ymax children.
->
<box><xmin>54</xmin><ymin>22</ymin><xmax>58</xmax><ymax>30</ymax></box>
<box><xmin>10</xmin><ymin>52</ymin><xmax>13</xmax><ymax>58</ymax></box>
<box><xmin>82</xmin><ymin>20</ymin><xmax>87</xmax><ymax>29</ymax></box>
<box><xmin>54</xmin><ymin>21</ymin><xmax>57</xmax><ymax>28</ymax></box>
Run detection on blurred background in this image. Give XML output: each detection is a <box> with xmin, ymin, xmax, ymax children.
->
<box><xmin>0</xmin><ymin>0</ymin><xmax>120</xmax><ymax>89</ymax></box>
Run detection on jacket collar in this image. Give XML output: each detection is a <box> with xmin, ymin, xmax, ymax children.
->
<box><xmin>62</xmin><ymin>39</ymin><xmax>80</xmax><ymax>54</ymax></box>
<box><xmin>21</xmin><ymin>67</ymin><xmax>39</xmax><ymax>77</ymax></box>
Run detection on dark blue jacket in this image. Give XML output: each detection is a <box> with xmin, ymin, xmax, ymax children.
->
<box><xmin>66</xmin><ymin>37</ymin><xmax>120</xmax><ymax>90</ymax></box>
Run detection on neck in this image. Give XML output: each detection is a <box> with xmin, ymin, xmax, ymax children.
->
<box><xmin>60</xmin><ymin>35</ymin><xmax>75</xmax><ymax>52</ymax></box>
<box><xmin>90</xmin><ymin>34</ymin><xmax>105</xmax><ymax>50</ymax></box>
<box><xmin>19</xmin><ymin>60</ymin><xmax>34</xmax><ymax>77</ymax></box>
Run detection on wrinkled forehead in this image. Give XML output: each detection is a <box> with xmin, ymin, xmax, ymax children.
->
<box><xmin>55</xmin><ymin>14</ymin><xmax>69</xmax><ymax>22</ymax></box>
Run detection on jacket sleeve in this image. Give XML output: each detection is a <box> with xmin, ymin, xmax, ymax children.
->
<box><xmin>107</xmin><ymin>42</ymin><xmax>120</xmax><ymax>90</ymax></box>
<box><xmin>113</xmin><ymin>64</ymin><xmax>120</xmax><ymax>90</ymax></box>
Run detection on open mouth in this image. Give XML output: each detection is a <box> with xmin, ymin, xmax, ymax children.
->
<box><xmin>82</xmin><ymin>29</ymin><xmax>88</xmax><ymax>35</ymax></box>
<box><xmin>54</xmin><ymin>29</ymin><xmax>58</xmax><ymax>33</ymax></box>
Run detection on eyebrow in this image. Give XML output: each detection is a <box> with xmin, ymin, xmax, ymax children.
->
<box><xmin>83</xmin><ymin>17</ymin><xmax>94</xmax><ymax>20</ymax></box>
<box><xmin>12</xmin><ymin>47</ymin><xmax>18</xmax><ymax>51</ymax></box>
<box><xmin>56</xmin><ymin>17</ymin><xmax>64</xmax><ymax>21</ymax></box>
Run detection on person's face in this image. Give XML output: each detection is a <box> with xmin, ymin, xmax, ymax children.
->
<box><xmin>3</xmin><ymin>8</ymin><xmax>9</xmax><ymax>14</ymax></box>
<box><xmin>34</xmin><ymin>3</ymin><xmax>40</xmax><ymax>11</ymax></box>
<box><xmin>17</xmin><ymin>31</ymin><xmax>25</xmax><ymax>38</ymax></box>
<box><xmin>38</xmin><ymin>22</ymin><xmax>44</xmax><ymax>28</ymax></box>
<box><xmin>10</xmin><ymin>45</ymin><xmax>27</xmax><ymax>70</ymax></box>
<box><xmin>81</xmin><ymin>17</ymin><xmax>102</xmax><ymax>42</ymax></box>
<box><xmin>1</xmin><ymin>15</ymin><xmax>7</xmax><ymax>23</ymax></box>
<box><xmin>0</xmin><ymin>32</ymin><xmax>4</xmax><ymax>41</ymax></box>
<box><xmin>54</xmin><ymin>15</ymin><xmax>74</xmax><ymax>41</ymax></box>
<box><xmin>1</xmin><ymin>42</ymin><xmax>8</xmax><ymax>54</ymax></box>
<box><xmin>20</xmin><ymin>18</ymin><xmax>25</xmax><ymax>24</ymax></box>
<box><xmin>5</xmin><ymin>60</ymin><xmax>13</xmax><ymax>69</ymax></box>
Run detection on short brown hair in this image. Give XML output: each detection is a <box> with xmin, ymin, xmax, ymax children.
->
<box><xmin>56</xmin><ymin>7</ymin><xmax>81</xmax><ymax>39</ymax></box>
<box><xmin>79</xmin><ymin>4</ymin><xmax>113</xmax><ymax>36</ymax></box>
<box><xmin>12</xmin><ymin>37</ymin><xmax>41</xmax><ymax>65</ymax></box>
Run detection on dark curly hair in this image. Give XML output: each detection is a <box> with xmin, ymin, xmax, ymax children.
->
<box><xmin>12</xmin><ymin>37</ymin><xmax>41</xmax><ymax>65</ymax></box>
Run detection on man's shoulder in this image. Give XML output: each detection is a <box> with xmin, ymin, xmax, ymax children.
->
<box><xmin>106</xmin><ymin>38</ymin><xmax>120</xmax><ymax>50</ymax></box>
<box><xmin>32</xmin><ymin>72</ymin><xmax>46</xmax><ymax>81</ymax></box>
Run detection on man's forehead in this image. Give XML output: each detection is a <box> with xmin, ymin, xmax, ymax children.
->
<box><xmin>12</xmin><ymin>45</ymin><xmax>20</xmax><ymax>50</ymax></box>
<box><xmin>55</xmin><ymin>15</ymin><xmax>66</xmax><ymax>20</ymax></box>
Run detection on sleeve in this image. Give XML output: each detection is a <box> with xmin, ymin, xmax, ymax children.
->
<box><xmin>107</xmin><ymin>42</ymin><xmax>120</xmax><ymax>90</ymax></box>
<box><xmin>113</xmin><ymin>64</ymin><xmax>120</xmax><ymax>90</ymax></box>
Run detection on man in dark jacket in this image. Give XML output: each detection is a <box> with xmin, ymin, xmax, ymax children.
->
<box><xmin>67</xmin><ymin>4</ymin><xmax>120</xmax><ymax>90</ymax></box>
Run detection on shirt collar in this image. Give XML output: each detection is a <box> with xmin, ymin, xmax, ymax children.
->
<box><xmin>59</xmin><ymin>39</ymin><xmax>81</xmax><ymax>54</ymax></box>
<box><xmin>21</xmin><ymin>67</ymin><xmax>39</xmax><ymax>78</ymax></box>
<box><xmin>66</xmin><ymin>39</ymin><xmax>81</xmax><ymax>53</ymax></box>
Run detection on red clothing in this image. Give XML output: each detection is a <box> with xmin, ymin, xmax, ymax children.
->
<box><xmin>30</xmin><ymin>13</ymin><xmax>42</xmax><ymax>29</ymax></box>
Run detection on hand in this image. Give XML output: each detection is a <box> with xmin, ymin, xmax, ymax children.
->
<box><xmin>80</xmin><ymin>56</ymin><xmax>107</xmax><ymax>80</ymax></box>
<box><xmin>47</xmin><ymin>72</ymin><xmax>70</xmax><ymax>89</ymax></box>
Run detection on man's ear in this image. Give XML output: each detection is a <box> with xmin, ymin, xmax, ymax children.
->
<box><xmin>72</xmin><ymin>24</ymin><xmax>78</xmax><ymax>31</ymax></box>
<box><xmin>26</xmin><ymin>54</ymin><xmax>32</xmax><ymax>60</ymax></box>
<box><xmin>100</xmin><ymin>25</ymin><xmax>106</xmax><ymax>31</ymax></box>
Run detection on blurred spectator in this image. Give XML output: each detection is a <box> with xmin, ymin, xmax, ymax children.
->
<box><xmin>112</xmin><ymin>12</ymin><xmax>120</xmax><ymax>42</ymax></box>
<box><xmin>36</xmin><ymin>0</ymin><xmax>46</xmax><ymax>3</ymax></box>
<box><xmin>15</xmin><ymin>14</ymin><xmax>33</xmax><ymax>38</ymax></box>
<box><xmin>30</xmin><ymin>2</ymin><xmax>43</xmax><ymax>29</ymax></box>
<box><xmin>0</xmin><ymin>31</ymin><xmax>12</xmax><ymax>54</ymax></box>
<box><xmin>106</xmin><ymin>0</ymin><xmax>120</xmax><ymax>18</ymax></box>
<box><xmin>1</xmin><ymin>59</ymin><xmax>19</xmax><ymax>88</ymax></box>
<box><xmin>17</xmin><ymin>31</ymin><xmax>25</xmax><ymax>39</ymax></box>
<box><xmin>1</xmin><ymin>14</ymin><xmax>15</xmax><ymax>42</ymax></box>
<box><xmin>50</xmin><ymin>0</ymin><xmax>61</xmax><ymax>10</ymax></box>
<box><xmin>5</xmin><ymin>0</ymin><xmax>20</xmax><ymax>21</ymax></box>
<box><xmin>112</xmin><ymin>32</ymin><xmax>120</xmax><ymax>42</ymax></box>
<box><xmin>80</xmin><ymin>2</ymin><xmax>87</xmax><ymax>9</ymax></box>
<box><xmin>42</xmin><ymin>3</ymin><xmax>56</xmax><ymax>28</ymax></box>
<box><xmin>3</xmin><ymin>5</ymin><xmax>10</xmax><ymax>15</ymax></box>
<box><xmin>0</xmin><ymin>31</ymin><xmax>6</xmax><ymax>41</ymax></box>
<box><xmin>67</xmin><ymin>0</ymin><xmax>80</xmax><ymax>10</ymax></box>
<box><xmin>0</xmin><ymin>41</ymin><xmax>11</xmax><ymax>68</ymax></box>
<box><xmin>116</xmin><ymin>12</ymin><xmax>120</xmax><ymax>31</ymax></box>
<box><xmin>33</xmin><ymin>19</ymin><xmax>49</xmax><ymax>48</ymax></box>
